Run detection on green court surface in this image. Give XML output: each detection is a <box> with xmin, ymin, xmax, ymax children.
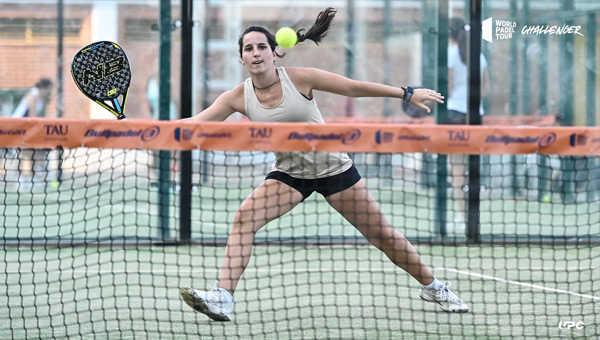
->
<box><xmin>1</xmin><ymin>157</ymin><xmax>599</xmax><ymax>339</ymax></box>
<box><xmin>1</xmin><ymin>177</ymin><xmax>597</xmax><ymax>241</ymax></box>
<box><xmin>2</xmin><ymin>244</ymin><xmax>599</xmax><ymax>339</ymax></box>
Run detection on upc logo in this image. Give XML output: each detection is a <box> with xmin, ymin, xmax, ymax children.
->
<box><xmin>558</xmin><ymin>321</ymin><xmax>584</xmax><ymax>329</ymax></box>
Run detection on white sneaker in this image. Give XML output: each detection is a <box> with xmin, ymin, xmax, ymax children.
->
<box><xmin>446</xmin><ymin>215</ymin><xmax>466</xmax><ymax>234</ymax></box>
<box><xmin>180</xmin><ymin>281</ymin><xmax>234</xmax><ymax>321</ymax></box>
<box><xmin>419</xmin><ymin>281</ymin><xmax>469</xmax><ymax>312</ymax></box>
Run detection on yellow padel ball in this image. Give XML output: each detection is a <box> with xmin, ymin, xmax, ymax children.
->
<box><xmin>275</xmin><ymin>27</ymin><xmax>298</xmax><ymax>49</ymax></box>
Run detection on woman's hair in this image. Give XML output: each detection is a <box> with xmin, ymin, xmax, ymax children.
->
<box><xmin>449</xmin><ymin>17</ymin><xmax>467</xmax><ymax>65</ymax></box>
<box><xmin>238</xmin><ymin>7</ymin><xmax>337</xmax><ymax>58</ymax></box>
<box><xmin>35</xmin><ymin>78</ymin><xmax>53</xmax><ymax>90</ymax></box>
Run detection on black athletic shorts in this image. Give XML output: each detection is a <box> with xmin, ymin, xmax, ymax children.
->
<box><xmin>265</xmin><ymin>165</ymin><xmax>361</xmax><ymax>201</ymax></box>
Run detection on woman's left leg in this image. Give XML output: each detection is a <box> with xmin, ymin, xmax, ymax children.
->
<box><xmin>325</xmin><ymin>179</ymin><xmax>434</xmax><ymax>286</ymax></box>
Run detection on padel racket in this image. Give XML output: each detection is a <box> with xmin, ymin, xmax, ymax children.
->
<box><xmin>70</xmin><ymin>41</ymin><xmax>131</xmax><ymax>120</ymax></box>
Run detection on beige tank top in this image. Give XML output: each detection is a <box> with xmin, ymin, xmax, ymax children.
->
<box><xmin>244</xmin><ymin>67</ymin><xmax>353</xmax><ymax>179</ymax></box>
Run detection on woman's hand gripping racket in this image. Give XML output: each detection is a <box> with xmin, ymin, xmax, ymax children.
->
<box><xmin>70</xmin><ymin>41</ymin><xmax>131</xmax><ymax>120</ymax></box>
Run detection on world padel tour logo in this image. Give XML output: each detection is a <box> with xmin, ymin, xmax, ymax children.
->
<box><xmin>483</xmin><ymin>17</ymin><xmax>583</xmax><ymax>43</ymax></box>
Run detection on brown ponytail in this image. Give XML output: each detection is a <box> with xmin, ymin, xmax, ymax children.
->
<box><xmin>295</xmin><ymin>7</ymin><xmax>337</xmax><ymax>46</ymax></box>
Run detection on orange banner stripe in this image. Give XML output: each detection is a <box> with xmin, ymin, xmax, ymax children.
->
<box><xmin>0</xmin><ymin>118</ymin><xmax>598</xmax><ymax>155</ymax></box>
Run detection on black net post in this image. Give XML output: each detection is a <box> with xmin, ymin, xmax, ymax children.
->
<box><xmin>179</xmin><ymin>0</ymin><xmax>193</xmax><ymax>243</ymax></box>
<box><xmin>434</xmin><ymin>0</ymin><xmax>449</xmax><ymax>237</ymax></box>
<box><xmin>158</xmin><ymin>0</ymin><xmax>172</xmax><ymax>240</ymax></box>
<box><xmin>559</xmin><ymin>0</ymin><xmax>576</xmax><ymax>204</ymax></box>
<box><xmin>467</xmin><ymin>0</ymin><xmax>482</xmax><ymax>244</ymax></box>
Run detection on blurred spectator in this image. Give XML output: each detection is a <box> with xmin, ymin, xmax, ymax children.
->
<box><xmin>11</xmin><ymin>78</ymin><xmax>54</xmax><ymax>189</ymax></box>
<box><xmin>12</xmin><ymin>78</ymin><xmax>53</xmax><ymax>118</ymax></box>
<box><xmin>446</xmin><ymin>17</ymin><xmax>489</xmax><ymax>233</ymax></box>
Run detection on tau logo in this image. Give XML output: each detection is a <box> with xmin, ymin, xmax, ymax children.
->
<box><xmin>558</xmin><ymin>321</ymin><xmax>584</xmax><ymax>329</ymax></box>
<box><xmin>44</xmin><ymin>124</ymin><xmax>68</xmax><ymax>136</ymax></box>
<box><xmin>249</xmin><ymin>127</ymin><xmax>272</xmax><ymax>138</ymax></box>
<box><xmin>449</xmin><ymin>130</ymin><xmax>470</xmax><ymax>142</ymax></box>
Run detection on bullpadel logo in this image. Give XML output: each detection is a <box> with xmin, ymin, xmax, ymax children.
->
<box><xmin>482</xmin><ymin>17</ymin><xmax>583</xmax><ymax>43</ymax></box>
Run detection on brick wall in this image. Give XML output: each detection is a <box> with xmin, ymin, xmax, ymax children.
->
<box><xmin>1</xmin><ymin>3</ymin><xmax>585</xmax><ymax>122</ymax></box>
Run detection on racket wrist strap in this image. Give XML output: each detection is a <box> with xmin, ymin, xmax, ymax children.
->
<box><xmin>401</xmin><ymin>86</ymin><xmax>414</xmax><ymax>103</ymax></box>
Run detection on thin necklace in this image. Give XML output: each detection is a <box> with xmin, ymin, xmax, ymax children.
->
<box><xmin>252</xmin><ymin>77</ymin><xmax>280</xmax><ymax>90</ymax></box>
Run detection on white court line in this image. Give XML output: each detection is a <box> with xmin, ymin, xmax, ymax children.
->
<box><xmin>441</xmin><ymin>267</ymin><xmax>600</xmax><ymax>301</ymax></box>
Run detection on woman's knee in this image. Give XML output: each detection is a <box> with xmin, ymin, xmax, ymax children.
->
<box><xmin>233</xmin><ymin>208</ymin><xmax>265</xmax><ymax>234</ymax></box>
<box><xmin>361</xmin><ymin>223</ymin><xmax>393</xmax><ymax>241</ymax></box>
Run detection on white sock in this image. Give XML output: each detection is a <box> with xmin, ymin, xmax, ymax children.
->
<box><xmin>423</xmin><ymin>277</ymin><xmax>444</xmax><ymax>290</ymax></box>
<box><xmin>219</xmin><ymin>288</ymin><xmax>234</xmax><ymax>300</ymax></box>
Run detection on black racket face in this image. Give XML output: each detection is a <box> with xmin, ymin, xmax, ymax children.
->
<box><xmin>70</xmin><ymin>41</ymin><xmax>131</xmax><ymax>119</ymax></box>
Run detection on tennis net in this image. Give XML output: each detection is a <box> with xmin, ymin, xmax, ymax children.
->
<box><xmin>1</xmin><ymin>118</ymin><xmax>599</xmax><ymax>339</ymax></box>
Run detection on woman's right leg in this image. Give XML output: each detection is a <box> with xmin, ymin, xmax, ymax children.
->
<box><xmin>219</xmin><ymin>179</ymin><xmax>304</xmax><ymax>295</ymax></box>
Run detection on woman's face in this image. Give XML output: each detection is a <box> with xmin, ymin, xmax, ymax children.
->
<box><xmin>240</xmin><ymin>31</ymin><xmax>276</xmax><ymax>74</ymax></box>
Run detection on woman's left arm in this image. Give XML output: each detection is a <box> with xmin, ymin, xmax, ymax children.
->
<box><xmin>300</xmin><ymin>67</ymin><xmax>444</xmax><ymax>113</ymax></box>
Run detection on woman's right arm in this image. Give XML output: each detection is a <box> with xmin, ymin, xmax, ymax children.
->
<box><xmin>184</xmin><ymin>84</ymin><xmax>245</xmax><ymax>122</ymax></box>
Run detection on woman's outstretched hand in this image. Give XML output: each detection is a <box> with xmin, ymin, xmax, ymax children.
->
<box><xmin>409</xmin><ymin>88</ymin><xmax>445</xmax><ymax>113</ymax></box>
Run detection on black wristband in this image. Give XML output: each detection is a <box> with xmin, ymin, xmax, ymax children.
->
<box><xmin>401</xmin><ymin>86</ymin><xmax>414</xmax><ymax>103</ymax></box>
